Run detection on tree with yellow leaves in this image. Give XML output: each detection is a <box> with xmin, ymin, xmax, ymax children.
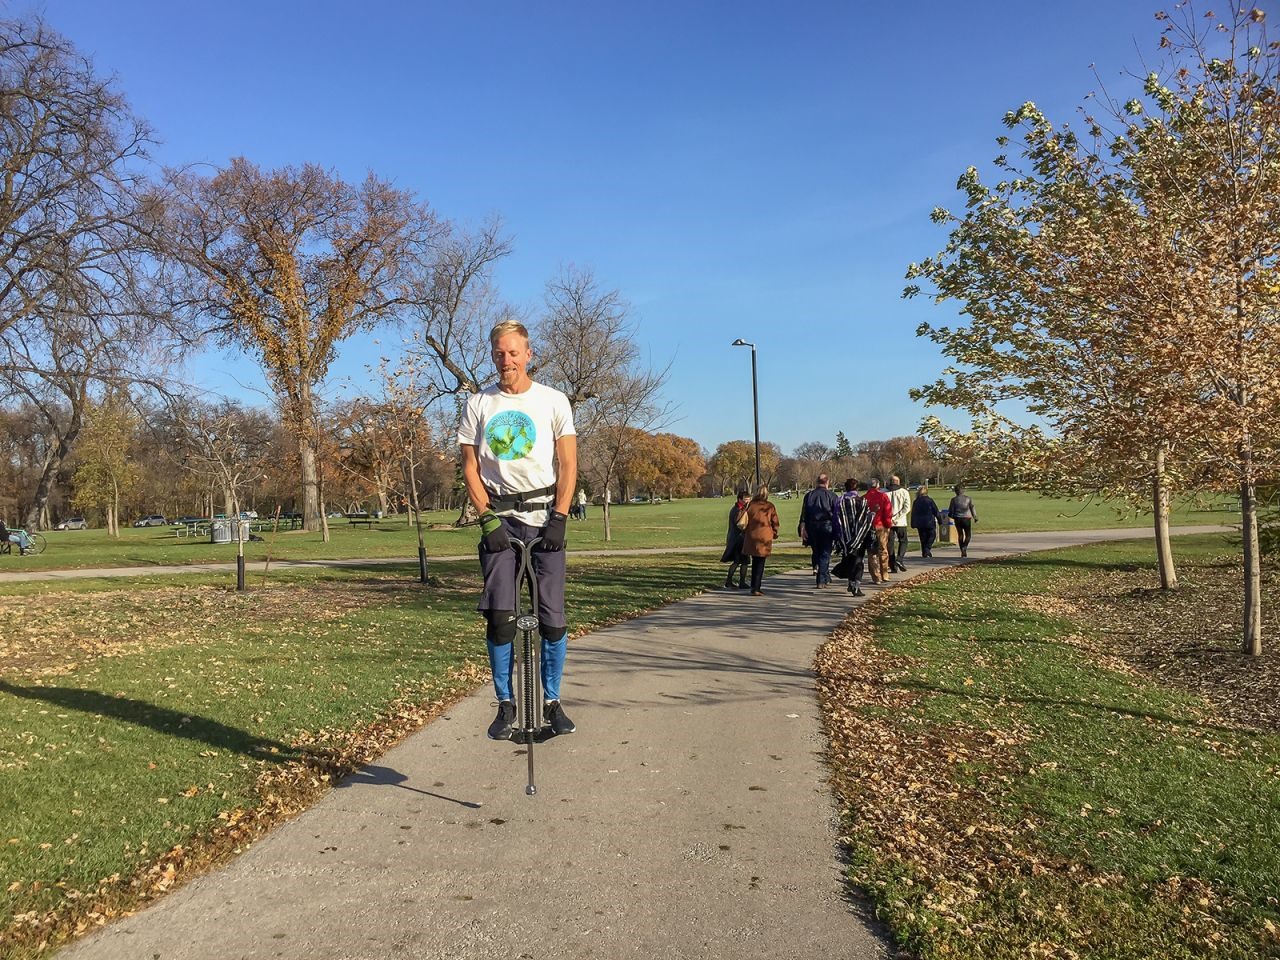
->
<box><xmin>909</xmin><ymin>6</ymin><xmax>1280</xmax><ymax>653</ymax></box>
<box><xmin>154</xmin><ymin>159</ymin><xmax>434</xmax><ymax>534</ymax></box>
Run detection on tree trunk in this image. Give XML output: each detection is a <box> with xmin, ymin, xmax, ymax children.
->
<box><xmin>300</xmin><ymin>437</ymin><xmax>322</xmax><ymax>532</ymax></box>
<box><xmin>24</xmin><ymin>418</ymin><xmax>83</xmax><ymax>531</ymax></box>
<box><xmin>111</xmin><ymin>477</ymin><xmax>120</xmax><ymax>538</ymax></box>
<box><xmin>602</xmin><ymin>472</ymin><xmax>615</xmax><ymax>542</ymax></box>
<box><xmin>1152</xmin><ymin>445</ymin><xmax>1177</xmax><ymax>590</ymax></box>
<box><xmin>1241</xmin><ymin>475</ymin><xmax>1262</xmax><ymax>656</ymax></box>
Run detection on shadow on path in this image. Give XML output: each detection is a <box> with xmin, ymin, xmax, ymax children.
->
<box><xmin>336</xmin><ymin>763</ymin><xmax>483</xmax><ymax>809</ymax></box>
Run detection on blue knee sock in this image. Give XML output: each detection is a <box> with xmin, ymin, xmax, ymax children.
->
<box><xmin>540</xmin><ymin>632</ymin><xmax>568</xmax><ymax>702</ymax></box>
<box><xmin>486</xmin><ymin>639</ymin><xmax>514</xmax><ymax>702</ymax></box>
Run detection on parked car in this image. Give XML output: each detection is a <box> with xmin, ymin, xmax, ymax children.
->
<box><xmin>132</xmin><ymin>514</ymin><xmax>167</xmax><ymax>527</ymax></box>
<box><xmin>56</xmin><ymin>517</ymin><xmax>88</xmax><ymax>531</ymax></box>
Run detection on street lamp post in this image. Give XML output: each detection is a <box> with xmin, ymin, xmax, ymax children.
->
<box><xmin>731</xmin><ymin>339</ymin><xmax>761</xmax><ymax>491</ymax></box>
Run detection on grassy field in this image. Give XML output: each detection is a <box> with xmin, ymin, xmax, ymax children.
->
<box><xmin>2</xmin><ymin>490</ymin><xmax>1238</xmax><ymax>573</ymax></box>
<box><xmin>818</xmin><ymin>534</ymin><xmax>1279</xmax><ymax>959</ymax></box>
<box><xmin>0</xmin><ymin>549</ymin><xmax>811</xmax><ymax>957</ymax></box>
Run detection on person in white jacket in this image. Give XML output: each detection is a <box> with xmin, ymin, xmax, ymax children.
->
<box><xmin>888</xmin><ymin>475</ymin><xmax>911</xmax><ymax>572</ymax></box>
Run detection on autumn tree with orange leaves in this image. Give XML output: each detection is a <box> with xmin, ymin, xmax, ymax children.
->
<box><xmin>909</xmin><ymin>6</ymin><xmax>1280</xmax><ymax>654</ymax></box>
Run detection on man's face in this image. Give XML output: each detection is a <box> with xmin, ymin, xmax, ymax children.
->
<box><xmin>492</xmin><ymin>332</ymin><xmax>532</xmax><ymax>389</ymax></box>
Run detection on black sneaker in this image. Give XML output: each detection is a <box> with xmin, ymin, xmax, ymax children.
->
<box><xmin>543</xmin><ymin>700</ymin><xmax>576</xmax><ymax>736</ymax></box>
<box><xmin>487</xmin><ymin>700</ymin><xmax>516</xmax><ymax>740</ymax></box>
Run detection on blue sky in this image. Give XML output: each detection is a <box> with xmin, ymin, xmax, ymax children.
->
<box><xmin>42</xmin><ymin>0</ymin><xmax>1182</xmax><ymax>455</ymax></box>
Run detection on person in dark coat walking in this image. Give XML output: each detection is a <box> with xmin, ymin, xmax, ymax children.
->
<box><xmin>910</xmin><ymin>486</ymin><xmax>943</xmax><ymax>558</ymax></box>
<box><xmin>800</xmin><ymin>473</ymin><xmax>839</xmax><ymax>588</ymax></box>
<box><xmin>719</xmin><ymin>488</ymin><xmax>750</xmax><ymax>589</ymax></box>
<box><xmin>833</xmin><ymin>479</ymin><xmax>873</xmax><ymax>596</ymax></box>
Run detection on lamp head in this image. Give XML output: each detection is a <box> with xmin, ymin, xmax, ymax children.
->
<box><xmin>731</xmin><ymin>338</ymin><xmax>753</xmax><ymax>347</ymax></box>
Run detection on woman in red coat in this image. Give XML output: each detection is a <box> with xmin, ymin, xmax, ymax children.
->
<box><xmin>741</xmin><ymin>486</ymin><xmax>780</xmax><ymax>596</ymax></box>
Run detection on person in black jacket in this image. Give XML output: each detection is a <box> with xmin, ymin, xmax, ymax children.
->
<box><xmin>800</xmin><ymin>474</ymin><xmax>839</xmax><ymax>588</ymax></box>
<box><xmin>910</xmin><ymin>486</ymin><xmax>943</xmax><ymax>558</ymax></box>
<box><xmin>719</xmin><ymin>488</ymin><xmax>750</xmax><ymax>589</ymax></box>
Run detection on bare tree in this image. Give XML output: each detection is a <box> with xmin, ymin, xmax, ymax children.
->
<box><xmin>536</xmin><ymin>265</ymin><xmax>637</xmax><ymax>406</ymax></box>
<box><xmin>535</xmin><ymin>266</ymin><xmax>673</xmax><ymax>539</ymax></box>
<box><xmin>401</xmin><ymin>216</ymin><xmax>514</xmax><ymax>405</ymax></box>
<box><xmin>2</xmin><ymin>259</ymin><xmax>170</xmax><ymax>529</ymax></box>
<box><xmin>170</xmin><ymin>399</ymin><xmax>273</xmax><ymax>588</ymax></box>
<box><xmin>154</xmin><ymin>159</ymin><xmax>434</xmax><ymax>535</ymax></box>
<box><xmin>0</xmin><ymin>17</ymin><xmax>179</xmax><ymax>528</ymax></box>
<box><xmin>0</xmin><ymin>17</ymin><xmax>153</xmax><ymax>342</ymax></box>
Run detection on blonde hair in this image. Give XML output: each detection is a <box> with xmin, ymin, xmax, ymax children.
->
<box><xmin>752</xmin><ymin>484</ymin><xmax>770</xmax><ymax>502</ymax></box>
<box><xmin>489</xmin><ymin>320</ymin><xmax>530</xmax><ymax>347</ymax></box>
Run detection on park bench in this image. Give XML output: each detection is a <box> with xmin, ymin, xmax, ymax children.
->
<box><xmin>347</xmin><ymin>513</ymin><xmax>375</xmax><ymax>527</ymax></box>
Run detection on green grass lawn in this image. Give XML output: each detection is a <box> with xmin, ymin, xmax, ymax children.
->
<box><xmin>3</xmin><ymin>490</ymin><xmax>1238</xmax><ymax>573</ymax></box>
<box><xmin>0</xmin><ymin>549</ymin><xmax>811</xmax><ymax>957</ymax></box>
<box><xmin>819</xmin><ymin>534</ymin><xmax>1280</xmax><ymax>959</ymax></box>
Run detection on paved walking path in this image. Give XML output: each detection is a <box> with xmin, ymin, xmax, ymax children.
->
<box><xmin>58</xmin><ymin>526</ymin><xmax>1226</xmax><ymax>960</ymax></box>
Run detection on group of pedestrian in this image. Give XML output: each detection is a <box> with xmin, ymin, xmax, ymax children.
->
<box><xmin>719</xmin><ymin>486</ymin><xmax>781</xmax><ymax>595</ymax></box>
<box><xmin>719</xmin><ymin>476</ymin><xmax>979</xmax><ymax>597</ymax></box>
<box><xmin>823</xmin><ymin>478</ymin><xmax>978</xmax><ymax>592</ymax></box>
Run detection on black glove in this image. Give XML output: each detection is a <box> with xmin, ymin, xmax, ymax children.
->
<box><xmin>478</xmin><ymin>510</ymin><xmax>511</xmax><ymax>553</ymax></box>
<box><xmin>540</xmin><ymin>511</ymin><xmax>568</xmax><ymax>551</ymax></box>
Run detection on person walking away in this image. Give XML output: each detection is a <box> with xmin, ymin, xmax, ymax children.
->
<box><xmin>576</xmin><ymin>488</ymin><xmax>587</xmax><ymax>520</ymax></box>
<box><xmin>911</xmin><ymin>485</ymin><xmax>943</xmax><ymax>558</ymax></box>
<box><xmin>719</xmin><ymin>487</ymin><xmax>750</xmax><ymax>589</ymax></box>
<box><xmin>459</xmin><ymin>319</ymin><xmax>578</xmax><ymax>741</ymax></box>
<box><xmin>887</xmin><ymin>475</ymin><xmax>911</xmax><ymax>572</ymax></box>
<box><xmin>947</xmin><ymin>485</ymin><xmax>979</xmax><ymax>558</ymax></box>
<box><xmin>742</xmin><ymin>486</ymin><xmax>780</xmax><ymax>596</ymax></box>
<box><xmin>833</xmin><ymin>479</ymin><xmax>873</xmax><ymax>596</ymax></box>
<box><xmin>800</xmin><ymin>473</ymin><xmax>839</xmax><ymax>588</ymax></box>
<box><xmin>863</xmin><ymin>478</ymin><xmax>894</xmax><ymax>584</ymax></box>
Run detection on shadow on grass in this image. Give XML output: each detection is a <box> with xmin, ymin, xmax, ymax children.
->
<box><xmin>894</xmin><ymin>679</ymin><xmax>1251</xmax><ymax>736</ymax></box>
<box><xmin>0</xmin><ymin>680</ymin><xmax>301</xmax><ymax>760</ymax></box>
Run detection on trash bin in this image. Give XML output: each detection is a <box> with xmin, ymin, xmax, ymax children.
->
<box><xmin>210</xmin><ymin>519</ymin><xmax>232</xmax><ymax>544</ymax></box>
<box><xmin>938</xmin><ymin>508</ymin><xmax>951</xmax><ymax>543</ymax></box>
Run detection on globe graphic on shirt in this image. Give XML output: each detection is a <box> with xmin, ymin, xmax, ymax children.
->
<box><xmin>485</xmin><ymin>411</ymin><xmax>536</xmax><ymax>461</ymax></box>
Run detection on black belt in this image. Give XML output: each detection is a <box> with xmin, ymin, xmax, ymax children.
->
<box><xmin>486</xmin><ymin>483</ymin><xmax>557</xmax><ymax>513</ymax></box>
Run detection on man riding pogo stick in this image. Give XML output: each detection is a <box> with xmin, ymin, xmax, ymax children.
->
<box><xmin>459</xmin><ymin>319</ymin><xmax>578</xmax><ymax>742</ymax></box>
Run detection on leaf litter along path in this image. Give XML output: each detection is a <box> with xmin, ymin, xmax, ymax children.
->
<box><xmin>58</xmin><ymin>528</ymin><xmax>1225</xmax><ymax>960</ymax></box>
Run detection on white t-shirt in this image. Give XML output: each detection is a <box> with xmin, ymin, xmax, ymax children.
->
<box><xmin>457</xmin><ymin>381</ymin><xmax>576</xmax><ymax>526</ymax></box>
